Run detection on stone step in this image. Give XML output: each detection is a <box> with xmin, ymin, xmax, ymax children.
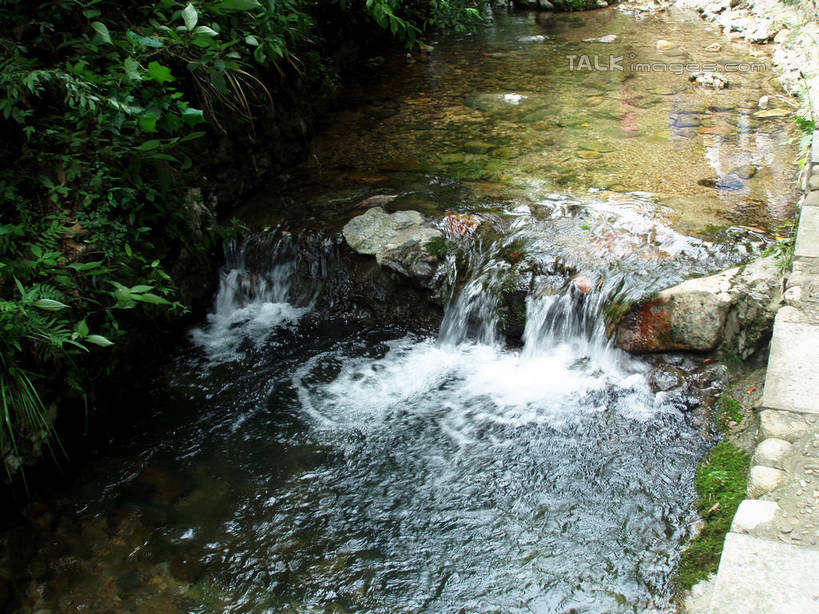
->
<box><xmin>760</xmin><ymin>307</ymin><xmax>819</xmax><ymax>415</ymax></box>
<box><xmin>796</xmin><ymin>205</ymin><xmax>819</xmax><ymax>260</ymax></box>
<box><xmin>707</xmin><ymin>532</ymin><xmax>819</xmax><ymax>613</ymax></box>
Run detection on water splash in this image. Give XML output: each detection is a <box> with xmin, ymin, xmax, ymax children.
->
<box><xmin>190</xmin><ymin>238</ymin><xmax>309</xmax><ymax>363</ymax></box>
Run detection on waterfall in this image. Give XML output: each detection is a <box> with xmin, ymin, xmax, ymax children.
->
<box><xmin>190</xmin><ymin>236</ymin><xmax>310</xmax><ymax>363</ymax></box>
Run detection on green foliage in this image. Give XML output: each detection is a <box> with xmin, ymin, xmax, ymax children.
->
<box><xmin>0</xmin><ymin>0</ymin><xmax>312</xmax><ymax>478</ymax></box>
<box><xmin>794</xmin><ymin>115</ymin><xmax>816</xmax><ymax>133</ymax></box>
<box><xmin>762</xmin><ymin>220</ymin><xmax>796</xmax><ymax>273</ymax></box>
<box><xmin>716</xmin><ymin>396</ymin><xmax>742</xmax><ymax>432</ymax></box>
<box><xmin>426</xmin><ymin>1</ymin><xmax>486</xmax><ymax>33</ymax></box>
<box><xmin>677</xmin><ymin>442</ymin><xmax>750</xmax><ymax>590</ymax></box>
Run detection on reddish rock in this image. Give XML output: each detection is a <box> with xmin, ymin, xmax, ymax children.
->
<box><xmin>616</xmin><ymin>298</ymin><xmax>682</xmax><ymax>352</ymax></box>
<box><xmin>573</xmin><ymin>276</ymin><xmax>593</xmax><ymax>294</ymax></box>
<box><xmin>443</xmin><ymin>212</ymin><xmax>481</xmax><ymax>236</ymax></box>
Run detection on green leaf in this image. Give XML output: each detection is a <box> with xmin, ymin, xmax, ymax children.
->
<box><xmin>194</xmin><ymin>25</ymin><xmax>219</xmax><ymax>37</ymax></box>
<box><xmin>179</xmin><ymin>131</ymin><xmax>206</xmax><ymax>143</ymax></box>
<box><xmin>75</xmin><ymin>319</ymin><xmax>90</xmax><ymax>337</ymax></box>
<box><xmin>136</xmin><ymin>139</ymin><xmax>162</xmax><ymax>151</ymax></box>
<box><xmin>131</xmin><ymin>292</ymin><xmax>171</xmax><ymax>305</ymax></box>
<box><xmin>127</xmin><ymin>30</ymin><xmax>164</xmax><ymax>49</ymax></box>
<box><xmin>219</xmin><ymin>0</ymin><xmax>262</xmax><ymax>10</ymax></box>
<box><xmin>123</xmin><ymin>57</ymin><xmax>141</xmax><ymax>81</ymax></box>
<box><xmin>33</xmin><ymin>299</ymin><xmax>69</xmax><ymax>311</ymax></box>
<box><xmin>67</xmin><ymin>261</ymin><xmax>103</xmax><ymax>271</ymax></box>
<box><xmin>147</xmin><ymin>61</ymin><xmax>174</xmax><ymax>84</ymax></box>
<box><xmin>86</xmin><ymin>334</ymin><xmax>114</xmax><ymax>347</ymax></box>
<box><xmin>181</xmin><ymin>107</ymin><xmax>205</xmax><ymax>126</ymax></box>
<box><xmin>245</xmin><ymin>35</ymin><xmax>260</xmax><ymax>46</ymax></box>
<box><xmin>129</xmin><ymin>285</ymin><xmax>154</xmax><ymax>294</ymax></box>
<box><xmin>182</xmin><ymin>3</ymin><xmax>198</xmax><ymax>30</ymax></box>
<box><xmin>90</xmin><ymin>21</ymin><xmax>112</xmax><ymax>44</ymax></box>
<box><xmin>149</xmin><ymin>153</ymin><xmax>180</xmax><ymax>162</ymax></box>
<box><xmin>139</xmin><ymin>114</ymin><xmax>158</xmax><ymax>132</ymax></box>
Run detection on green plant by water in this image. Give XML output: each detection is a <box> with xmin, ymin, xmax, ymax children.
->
<box><xmin>0</xmin><ymin>0</ymin><xmax>488</xmax><ymax>481</ymax></box>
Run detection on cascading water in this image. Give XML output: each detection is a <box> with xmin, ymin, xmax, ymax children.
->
<box><xmin>137</xmin><ymin>224</ymin><xmax>704</xmax><ymax>612</ymax></box>
<box><xmin>190</xmin><ymin>236</ymin><xmax>311</xmax><ymax>363</ymax></box>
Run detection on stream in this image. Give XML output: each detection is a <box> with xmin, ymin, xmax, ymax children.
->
<box><xmin>0</xmin><ymin>5</ymin><xmax>801</xmax><ymax>614</ymax></box>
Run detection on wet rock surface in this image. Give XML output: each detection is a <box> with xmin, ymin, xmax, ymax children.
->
<box><xmin>342</xmin><ymin>207</ymin><xmax>445</xmax><ymax>289</ymax></box>
<box><xmin>615</xmin><ymin>256</ymin><xmax>782</xmax><ymax>356</ymax></box>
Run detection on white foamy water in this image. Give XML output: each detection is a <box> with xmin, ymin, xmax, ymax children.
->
<box><xmin>190</xmin><ymin>250</ymin><xmax>308</xmax><ymax>363</ymax></box>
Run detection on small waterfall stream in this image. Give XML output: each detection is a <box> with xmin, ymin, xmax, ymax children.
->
<box><xmin>5</xmin><ymin>4</ymin><xmax>799</xmax><ymax>610</ymax></box>
<box><xmin>122</xmin><ymin>229</ymin><xmax>705</xmax><ymax>612</ymax></box>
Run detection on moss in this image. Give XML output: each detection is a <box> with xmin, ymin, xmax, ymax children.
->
<box><xmin>676</xmin><ymin>442</ymin><xmax>750</xmax><ymax>591</ymax></box>
<box><xmin>498</xmin><ymin>238</ymin><xmax>527</xmax><ymax>265</ymax></box>
<box><xmin>720</xmin><ymin>352</ymin><xmax>743</xmax><ymax>372</ymax></box>
<box><xmin>716</xmin><ymin>397</ymin><xmax>743</xmax><ymax>433</ymax></box>
<box><xmin>424</xmin><ymin>236</ymin><xmax>450</xmax><ymax>258</ymax></box>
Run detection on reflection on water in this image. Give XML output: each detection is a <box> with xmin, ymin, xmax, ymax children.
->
<box><xmin>243</xmin><ymin>6</ymin><xmax>797</xmax><ymax>235</ymax></box>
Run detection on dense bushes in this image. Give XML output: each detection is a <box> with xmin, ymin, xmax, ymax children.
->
<box><xmin>0</xmin><ymin>0</ymin><xmax>488</xmax><ymax>481</ymax></box>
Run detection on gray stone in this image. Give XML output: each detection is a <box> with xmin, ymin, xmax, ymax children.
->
<box><xmin>343</xmin><ymin>207</ymin><xmax>424</xmax><ymax>255</ymax></box>
<box><xmin>732</xmin><ymin>164</ymin><xmax>757</xmax><ymax>179</ymax></box>
<box><xmin>689</xmin><ymin>71</ymin><xmax>729</xmax><ymax>89</ymax></box>
<box><xmin>684</xmin><ymin>574</ymin><xmax>717</xmax><ymax>614</ymax></box>
<box><xmin>616</xmin><ymin>256</ymin><xmax>781</xmax><ymax>355</ymax></box>
<box><xmin>707</xmin><ymin>532</ymin><xmax>819</xmax><ymax>613</ymax></box>
<box><xmin>761</xmin><ymin>307</ymin><xmax>819</xmax><ymax>414</ymax></box>
<box><xmin>731</xmin><ymin>500</ymin><xmax>780</xmax><ymax>533</ymax></box>
<box><xmin>759</xmin><ymin>410</ymin><xmax>809</xmax><ymax>442</ymax></box>
<box><xmin>795</xmin><ymin>205</ymin><xmax>819</xmax><ymax>259</ymax></box>
<box><xmin>747</xmin><ymin>466</ymin><xmax>785</xmax><ymax>498</ymax></box>
<box><xmin>752</xmin><ymin>438</ymin><xmax>793</xmax><ymax>470</ymax></box>
<box><xmin>377</xmin><ymin>227</ymin><xmax>443</xmax><ymax>286</ymax></box>
<box><xmin>583</xmin><ymin>34</ymin><xmax>617</xmax><ymax>43</ymax></box>
<box><xmin>517</xmin><ymin>35</ymin><xmax>548</xmax><ymax>44</ymax></box>
<box><xmin>808</xmin><ymin>174</ymin><xmax>819</xmax><ymax>191</ymax></box>
<box><xmin>342</xmin><ymin>207</ymin><xmax>444</xmax><ymax>288</ymax></box>
<box><xmin>812</xmin><ymin>131</ymin><xmax>819</xmax><ymax>165</ymax></box>
<box><xmin>805</xmin><ymin>191</ymin><xmax>819</xmax><ymax>207</ymax></box>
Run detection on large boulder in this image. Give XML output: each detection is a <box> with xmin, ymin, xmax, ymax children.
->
<box><xmin>615</xmin><ymin>256</ymin><xmax>782</xmax><ymax>356</ymax></box>
<box><xmin>342</xmin><ymin>207</ymin><xmax>444</xmax><ymax>288</ymax></box>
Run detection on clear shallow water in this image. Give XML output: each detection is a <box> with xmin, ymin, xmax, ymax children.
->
<box><xmin>242</xmin><ymin>6</ymin><xmax>798</xmax><ymax>235</ymax></box>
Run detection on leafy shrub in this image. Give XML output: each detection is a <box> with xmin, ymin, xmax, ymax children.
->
<box><xmin>0</xmin><ymin>0</ymin><xmax>488</xmax><ymax>480</ymax></box>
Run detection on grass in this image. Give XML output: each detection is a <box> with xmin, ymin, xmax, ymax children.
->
<box><xmin>676</xmin><ymin>442</ymin><xmax>750</xmax><ymax>591</ymax></box>
<box><xmin>716</xmin><ymin>396</ymin><xmax>743</xmax><ymax>433</ymax></box>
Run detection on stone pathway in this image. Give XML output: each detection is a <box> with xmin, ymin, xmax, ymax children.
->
<box><xmin>699</xmin><ymin>133</ymin><xmax>819</xmax><ymax>613</ymax></box>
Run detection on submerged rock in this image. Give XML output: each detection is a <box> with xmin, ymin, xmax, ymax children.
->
<box><xmin>342</xmin><ymin>207</ymin><xmax>445</xmax><ymax>288</ymax></box>
<box><xmin>614</xmin><ymin>256</ymin><xmax>782</xmax><ymax>356</ymax></box>
<box><xmin>356</xmin><ymin>194</ymin><xmax>398</xmax><ymax>209</ymax></box>
<box><xmin>583</xmin><ymin>34</ymin><xmax>617</xmax><ymax>43</ymax></box>
<box><xmin>689</xmin><ymin>71</ymin><xmax>729</xmax><ymax>89</ymax></box>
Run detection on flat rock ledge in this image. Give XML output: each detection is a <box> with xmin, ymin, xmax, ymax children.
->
<box><xmin>614</xmin><ymin>256</ymin><xmax>782</xmax><ymax>357</ymax></box>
